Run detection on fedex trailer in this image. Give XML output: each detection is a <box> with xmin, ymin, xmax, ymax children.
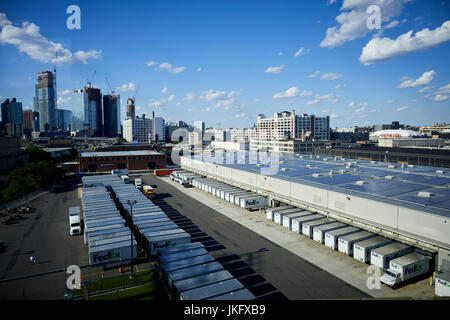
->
<box><xmin>291</xmin><ymin>214</ymin><xmax>325</xmax><ymax>233</ymax></box>
<box><xmin>173</xmin><ymin>270</ymin><xmax>235</xmax><ymax>300</ymax></box>
<box><xmin>282</xmin><ymin>211</ymin><xmax>312</xmax><ymax>229</ymax></box>
<box><xmin>370</xmin><ymin>242</ymin><xmax>413</xmax><ymax>270</ymax></box>
<box><xmin>302</xmin><ymin>219</ymin><xmax>335</xmax><ymax>239</ymax></box>
<box><xmin>337</xmin><ymin>231</ymin><xmax>377</xmax><ymax>256</ymax></box>
<box><xmin>146</xmin><ymin>232</ymin><xmax>191</xmax><ymax>256</ymax></box>
<box><xmin>265</xmin><ymin>206</ymin><xmax>293</xmax><ymax>221</ymax></box>
<box><xmin>179</xmin><ymin>278</ymin><xmax>244</xmax><ymax>300</ymax></box>
<box><xmin>313</xmin><ymin>222</ymin><xmax>347</xmax><ymax>244</ymax></box>
<box><xmin>273</xmin><ymin>208</ymin><xmax>304</xmax><ymax>224</ymax></box>
<box><xmin>353</xmin><ymin>236</ymin><xmax>394</xmax><ymax>263</ymax></box>
<box><xmin>166</xmin><ymin>262</ymin><xmax>224</xmax><ymax>291</ymax></box>
<box><xmin>240</xmin><ymin>195</ymin><xmax>267</xmax><ymax>210</ymax></box>
<box><xmin>88</xmin><ymin>240</ymin><xmax>137</xmax><ymax>266</ymax></box>
<box><xmin>324</xmin><ymin>226</ymin><xmax>360</xmax><ymax>250</ymax></box>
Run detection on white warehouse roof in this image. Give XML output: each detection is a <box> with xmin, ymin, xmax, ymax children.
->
<box><xmin>370</xmin><ymin>129</ymin><xmax>425</xmax><ymax>138</ymax></box>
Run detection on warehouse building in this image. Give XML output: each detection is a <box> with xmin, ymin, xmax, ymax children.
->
<box><xmin>80</xmin><ymin>150</ymin><xmax>167</xmax><ymax>172</ymax></box>
<box><xmin>180</xmin><ymin>152</ymin><xmax>450</xmax><ymax>270</ymax></box>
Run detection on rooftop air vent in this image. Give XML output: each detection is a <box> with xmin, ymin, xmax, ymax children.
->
<box><xmin>312</xmin><ymin>173</ymin><xmax>320</xmax><ymax>178</ymax></box>
<box><xmin>281</xmin><ymin>168</ymin><xmax>289</xmax><ymax>172</ymax></box>
<box><xmin>356</xmin><ymin>180</ymin><xmax>366</xmax><ymax>186</ymax></box>
<box><xmin>385</xmin><ymin>175</ymin><xmax>394</xmax><ymax>180</ymax></box>
<box><xmin>388</xmin><ymin>164</ymin><xmax>396</xmax><ymax>168</ymax></box>
<box><xmin>371</xmin><ymin>161</ymin><xmax>377</xmax><ymax>164</ymax></box>
<box><xmin>407</xmin><ymin>165</ymin><xmax>415</xmax><ymax>168</ymax></box>
<box><xmin>306</xmin><ymin>165</ymin><xmax>312</xmax><ymax>168</ymax></box>
<box><xmin>418</xmin><ymin>191</ymin><xmax>433</xmax><ymax>198</ymax></box>
<box><xmin>339</xmin><ymin>169</ymin><xmax>346</xmax><ymax>174</ymax></box>
<box><xmin>436</xmin><ymin>170</ymin><xmax>444</xmax><ymax>175</ymax></box>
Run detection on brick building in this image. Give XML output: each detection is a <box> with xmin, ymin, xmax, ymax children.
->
<box><xmin>79</xmin><ymin>150</ymin><xmax>167</xmax><ymax>172</ymax></box>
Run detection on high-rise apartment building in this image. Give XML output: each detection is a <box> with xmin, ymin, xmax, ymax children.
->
<box><xmin>122</xmin><ymin>114</ymin><xmax>165</xmax><ymax>143</ymax></box>
<box><xmin>33</xmin><ymin>71</ymin><xmax>57</xmax><ymax>131</ymax></box>
<box><xmin>1</xmin><ymin>98</ymin><xmax>23</xmax><ymax>136</ymax></box>
<box><xmin>256</xmin><ymin>110</ymin><xmax>330</xmax><ymax>141</ymax></box>
<box><xmin>103</xmin><ymin>94</ymin><xmax>121</xmax><ymax>137</ymax></box>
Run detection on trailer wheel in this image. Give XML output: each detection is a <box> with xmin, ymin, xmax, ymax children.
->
<box><xmin>392</xmin><ymin>284</ymin><xmax>398</xmax><ymax>290</ymax></box>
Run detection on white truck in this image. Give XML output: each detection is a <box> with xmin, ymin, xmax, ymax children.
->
<box><xmin>134</xmin><ymin>178</ymin><xmax>142</xmax><ymax>189</ymax></box>
<box><xmin>120</xmin><ymin>175</ymin><xmax>130</xmax><ymax>184</ymax></box>
<box><xmin>380</xmin><ymin>252</ymin><xmax>429</xmax><ymax>289</ymax></box>
<box><xmin>69</xmin><ymin>215</ymin><xmax>82</xmax><ymax>236</ymax></box>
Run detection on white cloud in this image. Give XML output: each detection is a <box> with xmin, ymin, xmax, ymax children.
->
<box><xmin>360</xmin><ymin>20</ymin><xmax>450</xmax><ymax>65</ymax></box>
<box><xmin>294</xmin><ymin>47</ymin><xmax>309</xmax><ymax>57</ymax></box>
<box><xmin>117</xmin><ymin>82</ymin><xmax>136</xmax><ymax>92</ymax></box>
<box><xmin>272</xmin><ymin>87</ymin><xmax>312</xmax><ymax>99</ymax></box>
<box><xmin>398</xmin><ymin>70</ymin><xmax>436</xmax><ymax>88</ymax></box>
<box><xmin>148</xmin><ymin>99</ymin><xmax>164</xmax><ymax>109</ymax></box>
<box><xmin>200</xmin><ymin>89</ymin><xmax>238</xmax><ymax>101</ymax></box>
<box><xmin>183</xmin><ymin>93</ymin><xmax>195</xmax><ymax>101</ymax></box>
<box><xmin>385</xmin><ymin>20</ymin><xmax>399</xmax><ymax>29</ymax></box>
<box><xmin>396</xmin><ymin>106</ymin><xmax>409</xmax><ymax>111</ymax></box>
<box><xmin>433</xmin><ymin>84</ymin><xmax>450</xmax><ymax>101</ymax></box>
<box><xmin>0</xmin><ymin>12</ymin><xmax>101</xmax><ymax>65</ymax></box>
<box><xmin>265</xmin><ymin>64</ymin><xmax>285</xmax><ymax>74</ymax></box>
<box><xmin>329</xmin><ymin>113</ymin><xmax>338</xmax><ymax>118</ymax></box>
<box><xmin>196</xmin><ymin>67</ymin><xmax>202</xmax><ymax>72</ymax></box>
<box><xmin>419</xmin><ymin>86</ymin><xmax>433</xmax><ymax>93</ymax></box>
<box><xmin>146</xmin><ymin>60</ymin><xmax>186</xmax><ymax>73</ymax></box>
<box><xmin>167</xmin><ymin>94</ymin><xmax>175</xmax><ymax>102</ymax></box>
<box><xmin>58</xmin><ymin>89</ymin><xmax>72</xmax><ymax>96</ymax></box>
<box><xmin>235</xmin><ymin>113</ymin><xmax>247</xmax><ymax>119</ymax></box>
<box><xmin>321</xmin><ymin>0</ymin><xmax>410</xmax><ymax>49</ymax></box>
<box><xmin>348</xmin><ymin>101</ymin><xmax>355</xmax><ymax>107</ymax></box>
<box><xmin>277</xmin><ymin>51</ymin><xmax>283</xmax><ymax>56</ymax></box>
<box><xmin>57</xmin><ymin>96</ymin><xmax>71</xmax><ymax>104</ymax></box>
<box><xmin>387</xmin><ymin>98</ymin><xmax>397</xmax><ymax>104</ymax></box>
<box><xmin>307</xmin><ymin>70</ymin><xmax>320</xmax><ymax>78</ymax></box>
<box><xmin>306</xmin><ymin>93</ymin><xmax>339</xmax><ymax>105</ymax></box>
<box><xmin>321</xmin><ymin>72</ymin><xmax>343</xmax><ymax>80</ymax></box>
<box><xmin>161</xmin><ymin>87</ymin><xmax>169</xmax><ymax>94</ymax></box>
<box><xmin>334</xmin><ymin>84</ymin><xmax>346</xmax><ymax>89</ymax></box>
<box><xmin>355</xmin><ymin>106</ymin><xmax>366</xmax><ymax>113</ymax></box>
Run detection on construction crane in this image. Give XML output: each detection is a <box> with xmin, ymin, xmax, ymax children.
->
<box><xmin>105</xmin><ymin>77</ymin><xmax>115</xmax><ymax>94</ymax></box>
<box><xmin>87</xmin><ymin>71</ymin><xmax>96</xmax><ymax>88</ymax></box>
<box><xmin>132</xmin><ymin>85</ymin><xmax>140</xmax><ymax>103</ymax></box>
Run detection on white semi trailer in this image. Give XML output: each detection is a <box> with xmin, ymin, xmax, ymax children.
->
<box><xmin>370</xmin><ymin>242</ymin><xmax>413</xmax><ymax>270</ymax></box>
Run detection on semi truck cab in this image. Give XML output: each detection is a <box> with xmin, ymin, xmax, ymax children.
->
<box><xmin>69</xmin><ymin>215</ymin><xmax>81</xmax><ymax>236</ymax></box>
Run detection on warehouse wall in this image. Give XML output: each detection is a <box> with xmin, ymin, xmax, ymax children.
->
<box><xmin>180</xmin><ymin>157</ymin><xmax>450</xmax><ymax>250</ymax></box>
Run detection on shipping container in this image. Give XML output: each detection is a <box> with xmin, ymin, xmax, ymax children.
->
<box><xmin>353</xmin><ymin>236</ymin><xmax>394</xmax><ymax>263</ymax></box>
<box><xmin>324</xmin><ymin>226</ymin><xmax>361</xmax><ymax>250</ymax></box>
<box><xmin>220</xmin><ymin>188</ymin><xmax>241</xmax><ymax>200</ymax></box>
<box><xmin>206</xmin><ymin>288</ymin><xmax>255</xmax><ymax>300</ymax></box>
<box><xmin>166</xmin><ymin>262</ymin><xmax>224</xmax><ymax>290</ymax></box>
<box><xmin>302</xmin><ymin>219</ymin><xmax>335</xmax><ymax>238</ymax></box>
<box><xmin>173</xmin><ymin>270</ymin><xmax>235</xmax><ymax>300</ymax></box>
<box><xmin>291</xmin><ymin>214</ymin><xmax>325</xmax><ymax>233</ymax></box>
<box><xmin>158</xmin><ymin>248</ymin><xmax>210</xmax><ymax>265</ymax></box>
<box><xmin>85</xmin><ymin>227</ymin><xmax>129</xmax><ymax>242</ymax></box>
<box><xmin>88</xmin><ymin>240</ymin><xmax>137</xmax><ymax>266</ymax></box>
<box><xmin>435</xmin><ymin>271</ymin><xmax>450</xmax><ymax>297</ymax></box>
<box><xmin>88</xmin><ymin>230</ymin><xmax>131</xmax><ymax>244</ymax></box>
<box><xmin>234</xmin><ymin>194</ymin><xmax>258</xmax><ymax>206</ymax></box>
<box><xmin>338</xmin><ymin>231</ymin><xmax>377</xmax><ymax>256</ymax></box>
<box><xmin>313</xmin><ymin>222</ymin><xmax>347</xmax><ymax>243</ymax></box>
<box><xmin>89</xmin><ymin>235</ymin><xmax>131</xmax><ymax>248</ymax></box>
<box><xmin>179</xmin><ymin>278</ymin><xmax>244</xmax><ymax>300</ymax></box>
<box><xmin>161</xmin><ymin>254</ymin><xmax>215</xmax><ymax>279</ymax></box>
<box><xmin>370</xmin><ymin>242</ymin><xmax>413</xmax><ymax>270</ymax></box>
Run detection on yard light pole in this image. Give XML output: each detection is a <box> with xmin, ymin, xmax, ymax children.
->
<box><xmin>127</xmin><ymin>199</ymin><xmax>137</xmax><ymax>278</ymax></box>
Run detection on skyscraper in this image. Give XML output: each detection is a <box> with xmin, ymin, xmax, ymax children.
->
<box><xmin>33</xmin><ymin>71</ymin><xmax>57</xmax><ymax>131</ymax></box>
<box><xmin>103</xmin><ymin>93</ymin><xmax>121</xmax><ymax>137</ymax></box>
<box><xmin>73</xmin><ymin>84</ymin><xmax>103</xmax><ymax>136</ymax></box>
<box><xmin>126</xmin><ymin>98</ymin><xmax>135</xmax><ymax>119</ymax></box>
<box><xmin>57</xmin><ymin>109</ymin><xmax>72</xmax><ymax>131</ymax></box>
<box><xmin>1</xmin><ymin>98</ymin><xmax>23</xmax><ymax>136</ymax></box>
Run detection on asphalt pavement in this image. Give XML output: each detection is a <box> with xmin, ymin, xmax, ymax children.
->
<box><xmin>142</xmin><ymin>174</ymin><xmax>370</xmax><ymax>300</ymax></box>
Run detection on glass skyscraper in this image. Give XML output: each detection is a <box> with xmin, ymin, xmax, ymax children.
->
<box><xmin>33</xmin><ymin>71</ymin><xmax>57</xmax><ymax>131</ymax></box>
<box><xmin>1</xmin><ymin>98</ymin><xmax>23</xmax><ymax>136</ymax></box>
<box><xmin>103</xmin><ymin>94</ymin><xmax>121</xmax><ymax>137</ymax></box>
<box><xmin>73</xmin><ymin>85</ymin><xmax>103</xmax><ymax>136</ymax></box>
<box><xmin>57</xmin><ymin>109</ymin><xmax>72</xmax><ymax>131</ymax></box>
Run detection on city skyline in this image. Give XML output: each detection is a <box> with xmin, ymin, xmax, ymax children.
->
<box><xmin>0</xmin><ymin>1</ymin><xmax>449</xmax><ymax>129</ymax></box>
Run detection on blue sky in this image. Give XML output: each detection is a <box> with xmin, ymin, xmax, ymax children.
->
<box><xmin>0</xmin><ymin>0</ymin><xmax>449</xmax><ymax>129</ymax></box>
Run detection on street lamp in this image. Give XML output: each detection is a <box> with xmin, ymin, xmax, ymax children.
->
<box><xmin>127</xmin><ymin>199</ymin><xmax>137</xmax><ymax>278</ymax></box>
